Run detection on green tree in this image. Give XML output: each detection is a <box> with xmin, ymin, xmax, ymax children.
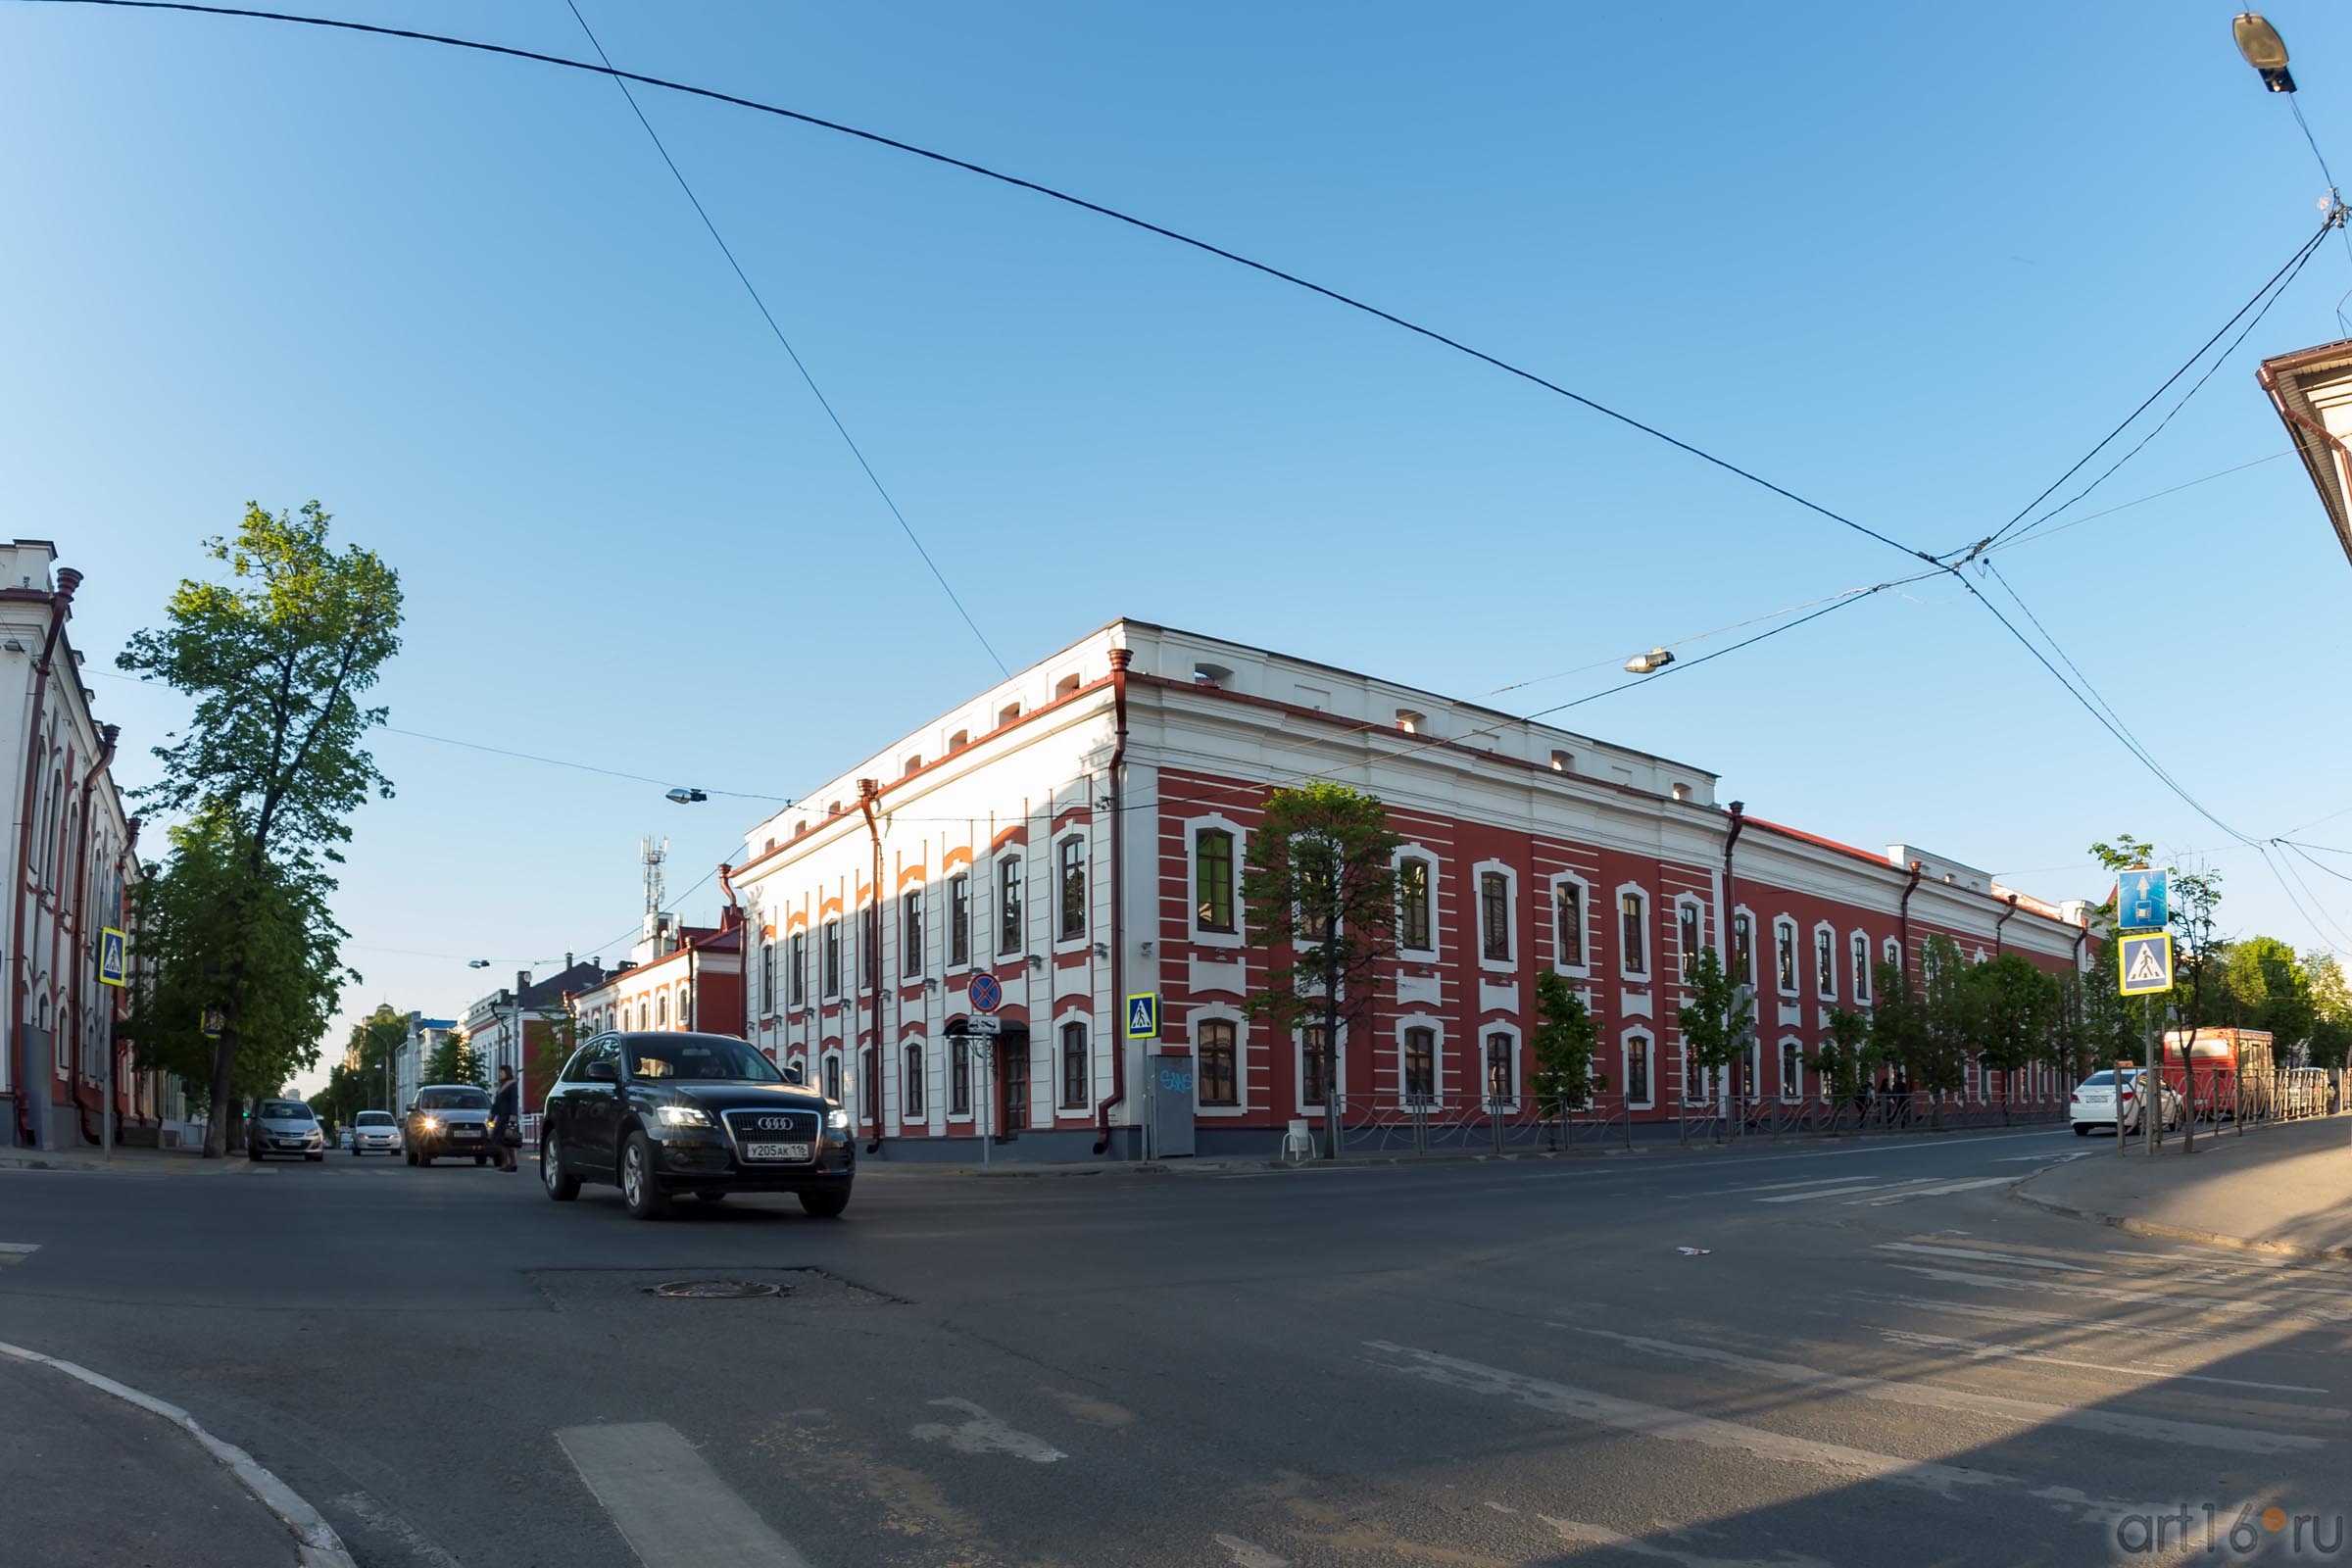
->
<box><xmin>1239</xmin><ymin>783</ymin><xmax>1400</xmax><ymax>1158</ymax></box>
<box><xmin>1529</xmin><ymin>967</ymin><xmax>1603</xmax><ymax>1138</ymax></box>
<box><xmin>532</xmin><ymin>1000</ymin><xmax>585</xmax><ymax>1101</ymax></box>
<box><xmin>121</xmin><ymin>809</ymin><xmax>348</xmax><ymax>1122</ymax></box>
<box><xmin>1675</xmin><ymin>947</ymin><xmax>1752</xmax><ymax>1134</ymax></box>
<box><xmin>1865</xmin><ymin>956</ymin><xmax>1927</xmax><ymax>1121</ymax></box>
<box><xmin>1964</xmin><ymin>953</ymin><xmax>2054</xmax><ymax>1124</ymax></box>
<box><xmin>423</xmin><ymin>1029</ymin><xmax>486</xmax><ymax>1089</ymax></box>
<box><xmin>2089</xmin><ymin>834</ymin><xmax>2222</xmax><ymax>1147</ymax></box>
<box><xmin>117</xmin><ymin>503</ymin><xmax>403</xmax><ymax>1156</ymax></box>
<box><xmin>2215</xmin><ymin>937</ymin><xmax>2316</xmax><ymax>1058</ymax></box>
<box><xmin>1910</xmin><ymin>935</ymin><xmax>1975</xmax><ymax>1126</ymax></box>
<box><xmin>1808</xmin><ymin>1005</ymin><xmax>1878</xmax><ymax>1128</ymax></box>
<box><xmin>2307</xmin><ymin>953</ymin><xmax>2351</xmax><ymax>1069</ymax></box>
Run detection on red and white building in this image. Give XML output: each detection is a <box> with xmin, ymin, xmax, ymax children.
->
<box><xmin>567</xmin><ymin>915</ymin><xmax>744</xmax><ymax>1074</ymax></box>
<box><xmin>0</xmin><ymin>543</ymin><xmax>180</xmax><ymax>1151</ymax></box>
<box><xmin>722</xmin><ymin>619</ymin><xmax>2094</xmax><ymax>1161</ymax></box>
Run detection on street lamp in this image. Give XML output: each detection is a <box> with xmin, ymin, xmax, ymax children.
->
<box><xmin>2234</xmin><ymin>12</ymin><xmax>2297</xmax><ymax>93</ymax></box>
<box><xmin>665</xmin><ymin>786</ymin><xmax>709</xmax><ymax>805</ymax></box>
<box><xmin>1624</xmin><ymin>648</ymin><xmax>1676</xmax><ymax>675</ymax></box>
<box><xmin>466</xmin><ymin>959</ymin><xmax>491</xmax><ymax>969</ymax></box>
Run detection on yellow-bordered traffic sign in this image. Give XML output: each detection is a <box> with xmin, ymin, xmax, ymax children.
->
<box><xmin>1125</xmin><ymin>992</ymin><xmax>1161</xmax><ymax>1040</ymax></box>
<box><xmin>2118</xmin><ymin>931</ymin><xmax>2173</xmax><ymax>996</ymax></box>
<box><xmin>98</xmin><ymin>927</ymin><xmax>127</xmax><ymax>988</ymax></box>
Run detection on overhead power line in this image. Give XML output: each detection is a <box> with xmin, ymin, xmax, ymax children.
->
<box><xmin>558</xmin><ymin>0</ymin><xmax>1007</xmax><ymax>678</ymax></box>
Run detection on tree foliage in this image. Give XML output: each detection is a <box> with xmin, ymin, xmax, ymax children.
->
<box><xmin>1530</xmin><ymin>967</ymin><xmax>1602</xmax><ymax>1130</ymax></box>
<box><xmin>1963</xmin><ymin>953</ymin><xmax>2055</xmax><ymax>1119</ymax></box>
<box><xmin>1240</xmin><ymin>782</ymin><xmax>1400</xmax><ymax>1157</ymax></box>
<box><xmin>116</xmin><ymin>504</ymin><xmax>402</xmax><ymax>1155</ymax></box>
<box><xmin>424</xmin><ymin>1029</ymin><xmax>486</xmax><ymax>1089</ymax></box>
<box><xmin>1675</xmin><ymin>946</ymin><xmax>1752</xmax><ymax>1108</ymax></box>
<box><xmin>1808</xmin><ymin>1005</ymin><xmax>1878</xmax><ymax>1120</ymax></box>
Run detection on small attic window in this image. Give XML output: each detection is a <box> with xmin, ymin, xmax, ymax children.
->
<box><xmin>826</xmin><ymin>801</ymin><xmax>844</xmax><ymax>817</ymax></box>
<box><xmin>1550</xmin><ymin>750</ymin><xmax>1573</xmax><ymax>773</ymax></box>
<box><xmin>1054</xmin><ymin>673</ymin><xmax>1082</xmax><ymax>701</ymax></box>
<box><xmin>1194</xmin><ymin>662</ymin><xmax>1234</xmax><ymax>688</ymax></box>
<box><xmin>763</xmin><ymin>838</ymin><xmax>776</xmax><ymax>853</ymax></box>
<box><xmin>903</xmin><ymin>755</ymin><xmax>923</xmax><ymax>777</ymax></box>
<box><xmin>1395</xmin><ymin>708</ymin><xmax>1428</xmax><ymax>735</ymax></box>
<box><xmin>998</xmin><ymin>702</ymin><xmax>1021</xmax><ymax>727</ymax></box>
<box><xmin>949</xmin><ymin>729</ymin><xmax>970</xmax><ymax>752</ymax></box>
<box><xmin>793</xmin><ymin>820</ymin><xmax>808</xmax><ymax>838</ymax></box>
<box><xmin>1671</xmin><ymin>782</ymin><xmax>1690</xmax><ymax>803</ymax></box>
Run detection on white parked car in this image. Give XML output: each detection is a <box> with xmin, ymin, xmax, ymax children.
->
<box><xmin>349</xmin><ymin>1108</ymin><xmax>401</xmax><ymax>1156</ymax></box>
<box><xmin>2070</xmin><ymin>1067</ymin><xmax>2181</xmax><ymax>1136</ymax></box>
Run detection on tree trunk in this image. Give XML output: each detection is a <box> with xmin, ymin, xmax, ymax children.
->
<box><xmin>1321</xmin><ymin>969</ymin><xmax>1341</xmax><ymax>1161</ymax></box>
<box><xmin>203</xmin><ymin>1028</ymin><xmax>236</xmax><ymax>1158</ymax></box>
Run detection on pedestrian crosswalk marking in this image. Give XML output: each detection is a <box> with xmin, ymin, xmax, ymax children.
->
<box><xmin>0</xmin><ymin>1243</ymin><xmax>36</xmax><ymax>1266</ymax></box>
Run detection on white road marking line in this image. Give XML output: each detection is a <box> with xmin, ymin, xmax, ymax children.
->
<box><xmin>1213</xmin><ymin>1533</ymin><xmax>1290</xmax><ymax>1568</ymax></box>
<box><xmin>1994</xmin><ymin>1151</ymin><xmax>2096</xmax><ymax>1163</ymax></box>
<box><xmin>557</xmin><ymin>1422</ymin><xmax>810</xmax><ymax>1568</ymax></box>
<box><xmin>1845</xmin><ymin>1291</ymin><xmax>2217</xmax><ymax>1343</ymax></box>
<box><xmin>1874</xmin><ymin>1243</ymin><xmax>2097</xmax><ymax>1272</ymax></box>
<box><xmin>1567</xmin><ymin>1328</ymin><xmax>2318</xmax><ymax>1454</ymax></box>
<box><xmin>1872</xmin><ymin>1330</ymin><xmax>2332</xmax><ymax>1397</ymax></box>
<box><xmin>1886</xmin><ymin>1265</ymin><xmax>2304</xmax><ymax>1316</ymax></box>
<box><xmin>1685</xmin><ymin>1176</ymin><xmax>1881</xmax><ymax>1198</ymax></box>
<box><xmin>1754</xmin><ymin>1180</ymin><xmax>1930</xmax><ymax>1203</ymax></box>
<box><xmin>1541</xmin><ymin>1516</ymin><xmax>1835</xmax><ymax>1568</ymax></box>
<box><xmin>1358</xmin><ymin>1340</ymin><xmax>2164</xmax><ymax>1526</ymax></box>
<box><xmin>909</xmin><ymin>1398</ymin><xmax>1067</xmax><ymax>1463</ymax></box>
<box><xmin>0</xmin><ymin>1242</ymin><xmax>37</xmax><ymax>1266</ymax></box>
<box><xmin>1851</xmin><ymin>1176</ymin><xmax>2013</xmax><ymax>1204</ymax></box>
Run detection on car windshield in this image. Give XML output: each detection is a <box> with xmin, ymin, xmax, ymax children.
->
<box><xmin>418</xmin><ymin>1088</ymin><xmax>490</xmax><ymax>1111</ymax></box>
<box><xmin>356</xmin><ymin>1111</ymin><xmax>393</xmax><ymax>1126</ymax></box>
<box><xmin>257</xmin><ymin>1101</ymin><xmax>312</xmax><ymax>1120</ymax></box>
<box><xmin>625</xmin><ymin>1037</ymin><xmax>782</xmax><ymax>1083</ymax></box>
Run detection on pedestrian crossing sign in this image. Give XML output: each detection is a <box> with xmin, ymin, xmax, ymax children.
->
<box><xmin>1125</xmin><ymin>992</ymin><xmax>1160</xmax><ymax>1040</ymax></box>
<box><xmin>98</xmin><ymin>927</ymin><xmax>126</xmax><ymax>988</ymax></box>
<box><xmin>2118</xmin><ymin>931</ymin><xmax>2173</xmax><ymax>997</ymax></box>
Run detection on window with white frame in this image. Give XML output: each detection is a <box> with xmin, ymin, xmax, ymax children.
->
<box><xmin>1618</xmin><ymin>887</ymin><xmax>1649</xmax><ymax>978</ymax></box>
<box><xmin>760</xmin><ymin>938</ymin><xmax>776</xmax><ymax>1015</ymax></box>
<box><xmin>1484</xmin><ymin>1029</ymin><xmax>1517</xmax><ymax>1108</ymax></box>
<box><xmin>1623</xmin><ymin>1031</ymin><xmax>1653</xmax><ymax>1107</ymax></box>
<box><xmin>1677</xmin><ymin>900</ymin><xmax>1704</xmax><ymax>981</ymax></box>
<box><xmin>1401</xmin><ymin>1025</ymin><xmax>1437</xmax><ymax>1105</ymax></box>
<box><xmin>1057</xmin><ymin>836</ymin><xmax>1087</xmax><ymax>943</ymax></box>
<box><xmin>822</xmin><ymin>919</ymin><xmax>841</xmax><ymax>998</ymax></box>
<box><xmin>950</xmin><ymin>1037</ymin><xmax>971</xmax><ymax>1116</ymax></box>
<box><xmin>1883</xmin><ymin>936</ymin><xmax>1900</xmax><ymax>966</ymax></box>
<box><xmin>902</xmin><ymin>890</ymin><xmax>923</xmax><ymax>978</ymax></box>
<box><xmin>1195</xmin><ymin>826</ymin><xmax>1237</xmax><ymax>935</ymax></box>
<box><xmin>1814</xmin><ymin>924</ymin><xmax>1837</xmax><ymax>1001</ymax></box>
<box><xmin>1059</xmin><ymin>1020</ymin><xmax>1089</xmax><ymax>1108</ymax></box>
<box><xmin>1774</xmin><ymin>917</ymin><xmax>1798</xmax><ymax>995</ymax></box>
<box><xmin>902</xmin><ymin>1041</ymin><xmax>926</xmax><ymax>1119</ymax></box>
<box><xmin>1732</xmin><ymin>909</ymin><xmax>1755</xmax><ymax>987</ymax></box>
<box><xmin>1479</xmin><ymin>869</ymin><xmax>1512</xmax><ymax>963</ymax></box>
<box><xmin>948</xmin><ymin>873</ymin><xmax>970</xmax><ymax>967</ymax></box>
<box><xmin>1396</xmin><ymin>855</ymin><xmax>1435</xmax><ymax>953</ymax></box>
<box><xmin>822</xmin><ymin>1054</ymin><xmax>843</xmax><ymax>1103</ymax></box>
<box><xmin>860</xmin><ymin>903</ymin><xmax>880</xmax><ymax>991</ymax></box>
<box><xmin>1198</xmin><ymin>1018</ymin><xmax>1239</xmax><ymax>1106</ymax></box>
<box><xmin>997</xmin><ymin>854</ymin><xmax>1023</xmax><ymax>955</ymax></box>
<box><xmin>1852</xmin><ymin>933</ymin><xmax>1872</xmax><ymax>1003</ymax></box>
<box><xmin>789</xmin><ymin>930</ymin><xmax>808</xmax><ymax>1007</ymax></box>
<box><xmin>1298</xmin><ymin>1022</ymin><xmax>1334</xmax><ymax>1108</ymax></box>
<box><xmin>1552</xmin><ymin>875</ymin><xmax>1589</xmax><ymax>971</ymax></box>
<box><xmin>1780</xmin><ymin>1037</ymin><xmax>1804</xmax><ymax>1102</ymax></box>
<box><xmin>656</xmin><ymin>994</ymin><xmax>668</xmax><ymax>1028</ymax></box>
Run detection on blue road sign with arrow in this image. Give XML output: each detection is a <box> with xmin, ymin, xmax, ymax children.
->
<box><xmin>2120</xmin><ymin>868</ymin><xmax>2169</xmax><ymax>931</ymax></box>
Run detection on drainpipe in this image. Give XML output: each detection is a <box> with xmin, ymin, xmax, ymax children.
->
<box><xmin>1719</xmin><ymin>800</ymin><xmax>1746</xmax><ymax>969</ymax></box>
<box><xmin>857</xmin><ymin>779</ymin><xmax>884</xmax><ymax>1153</ymax></box>
<box><xmin>1992</xmin><ymin>892</ymin><xmax>2020</xmax><ymax>956</ymax></box>
<box><xmin>2069</xmin><ymin>917</ymin><xmax>2090</xmax><ymax>1089</ymax></box>
<box><xmin>1094</xmin><ymin>648</ymin><xmax>1132</xmax><ymax>1155</ymax></box>
<box><xmin>1895</xmin><ymin>860</ymin><xmax>1924</xmax><ymax>985</ymax></box>
<box><xmin>69</xmin><ymin>722</ymin><xmax>118</xmax><ymax>1145</ymax></box>
<box><xmin>10</xmin><ymin>566</ymin><xmax>76</xmax><ymax>1148</ymax></box>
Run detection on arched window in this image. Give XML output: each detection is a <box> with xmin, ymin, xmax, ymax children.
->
<box><xmin>822</xmin><ymin>1054</ymin><xmax>843</xmax><ymax>1103</ymax></box>
<box><xmin>1618</xmin><ymin>887</ymin><xmax>1650</xmax><ymax>979</ymax></box>
<box><xmin>997</xmin><ymin>854</ymin><xmax>1024</xmax><ymax>955</ymax></box>
<box><xmin>1677</xmin><ymin>900</ymin><xmax>1704</xmax><ymax>981</ymax></box>
<box><xmin>1056</xmin><ymin>837</ymin><xmax>1087</xmax><ymax>943</ymax></box>
<box><xmin>1780</xmin><ymin>1038</ymin><xmax>1805</xmax><ymax>1102</ymax></box>
<box><xmin>1484</xmin><ymin>1029</ymin><xmax>1517</xmax><ymax>1108</ymax></box>
<box><xmin>1402</xmin><ymin>1025</ymin><xmax>1437</xmax><ymax>1106</ymax></box>
<box><xmin>1814</xmin><ymin>924</ymin><xmax>1838</xmax><ymax>1001</ymax></box>
<box><xmin>951</xmin><ymin>1037</ymin><xmax>971</xmax><ymax>1116</ymax></box>
<box><xmin>903</xmin><ymin>1041</ymin><xmax>925</xmax><ymax>1119</ymax></box>
<box><xmin>656</xmin><ymin>994</ymin><xmax>667</xmax><ymax>1028</ymax></box>
<box><xmin>1852</xmin><ymin>933</ymin><xmax>1873</xmax><ymax>1004</ymax></box>
<box><xmin>902</xmin><ymin>890</ymin><xmax>923</xmax><ymax>977</ymax></box>
<box><xmin>1396</xmin><ymin>855</ymin><xmax>1436</xmax><ymax>954</ymax></box>
<box><xmin>1622</xmin><ymin>1031</ymin><xmax>1653</xmax><ymax>1108</ymax></box>
<box><xmin>1059</xmin><ymin>1021</ymin><xmax>1089</xmax><ymax>1107</ymax></box>
<box><xmin>1775</xmin><ymin>917</ymin><xmax>1799</xmax><ymax>995</ymax></box>
<box><xmin>760</xmin><ymin>939</ymin><xmax>776</xmax><ymax>1015</ymax></box>
<box><xmin>1198</xmin><ymin>1019</ymin><xmax>1238</xmax><ymax>1106</ymax></box>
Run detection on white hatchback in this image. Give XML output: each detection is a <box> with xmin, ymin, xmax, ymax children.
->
<box><xmin>2070</xmin><ymin>1067</ymin><xmax>2181</xmax><ymax>1136</ymax></box>
<box><xmin>349</xmin><ymin>1108</ymin><xmax>402</xmax><ymax>1155</ymax></box>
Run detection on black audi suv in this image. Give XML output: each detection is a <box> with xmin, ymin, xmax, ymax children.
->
<box><xmin>538</xmin><ymin>1031</ymin><xmax>854</xmax><ymax>1220</ymax></box>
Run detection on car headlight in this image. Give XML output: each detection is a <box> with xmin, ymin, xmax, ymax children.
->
<box><xmin>656</xmin><ymin>1104</ymin><xmax>712</xmax><ymax>1128</ymax></box>
<box><xmin>419</xmin><ymin>1116</ymin><xmax>440</xmax><ymax>1131</ymax></box>
<box><xmin>825</xmin><ymin>1107</ymin><xmax>852</xmax><ymax>1132</ymax></box>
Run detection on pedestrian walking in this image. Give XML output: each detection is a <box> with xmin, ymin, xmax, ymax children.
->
<box><xmin>491</xmin><ymin>1064</ymin><xmax>521</xmax><ymax>1172</ymax></box>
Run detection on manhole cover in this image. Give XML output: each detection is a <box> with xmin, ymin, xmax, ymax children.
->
<box><xmin>648</xmin><ymin>1279</ymin><xmax>787</xmax><ymax>1299</ymax></box>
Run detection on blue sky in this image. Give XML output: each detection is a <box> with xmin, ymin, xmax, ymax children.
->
<box><xmin>6</xmin><ymin>1</ymin><xmax>2351</xmax><ymax>1092</ymax></box>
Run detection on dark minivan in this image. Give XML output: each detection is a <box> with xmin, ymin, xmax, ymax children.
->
<box><xmin>539</xmin><ymin>1032</ymin><xmax>854</xmax><ymax>1220</ymax></box>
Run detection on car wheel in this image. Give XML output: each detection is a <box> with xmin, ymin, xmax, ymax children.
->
<box><xmin>473</xmin><ymin>1154</ymin><xmax>487</xmax><ymax>1166</ymax></box>
<box><xmin>799</xmin><ymin>1189</ymin><xmax>850</xmax><ymax>1220</ymax></box>
<box><xmin>620</xmin><ymin>1131</ymin><xmax>669</xmax><ymax>1220</ymax></box>
<box><xmin>542</xmin><ymin>1133</ymin><xmax>580</xmax><ymax>1201</ymax></box>
<box><xmin>2073</xmin><ymin>1123</ymin><xmax>2088</xmax><ymax>1136</ymax></box>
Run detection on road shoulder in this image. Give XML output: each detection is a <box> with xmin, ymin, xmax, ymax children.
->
<box><xmin>2011</xmin><ymin>1115</ymin><xmax>2352</xmax><ymax>1260</ymax></box>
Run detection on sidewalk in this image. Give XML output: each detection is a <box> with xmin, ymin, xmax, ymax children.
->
<box><xmin>0</xmin><ymin>1144</ymin><xmax>257</xmax><ymax>1176</ymax></box>
<box><xmin>0</xmin><ymin>1349</ymin><xmax>345</xmax><ymax>1566</ymax></box>
<box><xmin>2014</xmin><ymin>1115</ymin><xmax>2352</xmax><ymax>1260</ymax></box>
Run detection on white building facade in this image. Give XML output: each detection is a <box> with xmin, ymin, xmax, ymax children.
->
<box><xmin>724</xmin><ymin>619</ymin><xmax>2094</xmax><ymax>1161</ymax></box>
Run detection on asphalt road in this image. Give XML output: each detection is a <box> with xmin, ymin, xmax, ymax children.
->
<box><xmin>3</xmin><ymin>1129</ymin><xmax>2346</xmax><ymax>1568</ymax></box>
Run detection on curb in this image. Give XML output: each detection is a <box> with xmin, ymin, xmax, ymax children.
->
<box><xmin>0</xmin><ymin>1339</ymin><xmax>357</xmax><ymax>1567</ymax></box>
<box><xmin>2007</xmin><ymin>1185</ymin><xmax>2352</xmax><ymax>1264</ymax></box>
<box><xmin>0</xmin><ymin>1152</ymin><xmax>253</xmax><ymax>1176</ymax></box>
